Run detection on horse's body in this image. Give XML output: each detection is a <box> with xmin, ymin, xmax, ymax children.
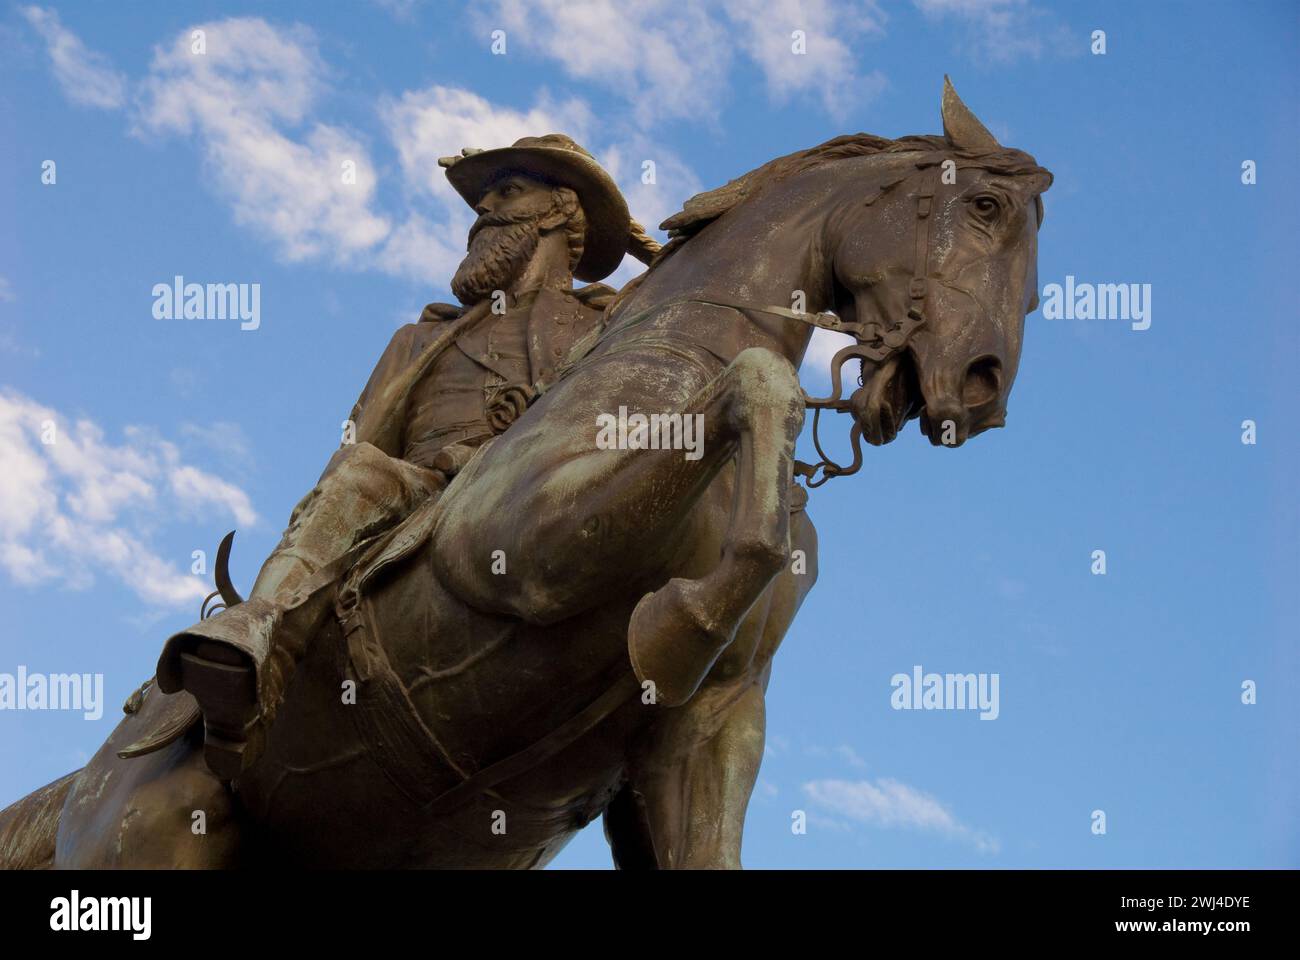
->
<box><xmin>0</xmin><ymin>80</ymin><xmax>1050</xmax><ymax>869</ymax></box>
<box><xmin>22</xmin><ymin>462</ymin><xmax>812</xmax><ymax>868</ymax></box>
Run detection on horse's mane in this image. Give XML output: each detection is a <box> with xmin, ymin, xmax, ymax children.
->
<box><xmin>654</xmin><ymin>132</ymin><xmax>1051</xmax><ymax>261</ymax></box>
<box><xmin>602</xmin><ymin>132</ymin><xmax>1051</xmax><ymax>324</ymax></box>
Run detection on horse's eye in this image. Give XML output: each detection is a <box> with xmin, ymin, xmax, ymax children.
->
<box><xmin>972</xmin><ymin>195</ymin><xmax>1000</xmax><ymax>219</ymax></box>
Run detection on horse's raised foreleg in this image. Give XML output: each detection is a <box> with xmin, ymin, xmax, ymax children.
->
<box><xmin>438</xmin><ymin>344</ymin><xmax>804</xmax><ymax>702</ymax></box>
<box><xmin>624</xmin><ymin>347</ymin><xmax>805</xmax><ymax>706</ymax></box>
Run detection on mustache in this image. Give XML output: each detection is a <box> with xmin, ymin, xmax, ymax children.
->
<box><xmin>466</xmin><ymin>208</ymin><xmax>543</xmax><ymax>247</ymax></box>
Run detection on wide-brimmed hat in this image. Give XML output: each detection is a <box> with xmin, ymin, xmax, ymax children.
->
<box><xmin>440</xmin><ymin>134</ymin><xmax>631</xmax><ymax>282</ymax></box>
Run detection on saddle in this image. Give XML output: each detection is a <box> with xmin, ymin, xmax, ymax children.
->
<box><xmin>120</xmin><ymin>471</ymin><xmax>641</xmax><ymax>814</ymax></box>
<box><xmin>117</xmin><ymin>292</ymin><xmax>627</xmax><ymax>782</ymax></box>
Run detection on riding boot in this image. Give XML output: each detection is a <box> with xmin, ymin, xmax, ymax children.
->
<box><xmin>156</xmin><ymin>443</ymin><xmax>447</xmax><ymax>780</ymax></box>
<box><xmin>155</xmin><ymin>546</ymin><xmax>339</xmax><ymax>781</ymax></box>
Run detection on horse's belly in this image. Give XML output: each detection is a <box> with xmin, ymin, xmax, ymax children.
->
<box><xmin>234</xmin><ymin>578</ymin><xmax>638</xmax><ymax>868</ymax></box>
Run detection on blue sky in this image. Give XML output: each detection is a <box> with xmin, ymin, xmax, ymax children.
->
<box><xmin>0</xmin><ymin>0</ymin><xmax>1295</xmax><ymax>869</ymax></box>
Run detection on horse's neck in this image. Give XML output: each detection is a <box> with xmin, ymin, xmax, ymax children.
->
<box><xmin>615</xmin><ymin>188</ymin><xmax>833</xmax><ymax>365</ymax></box>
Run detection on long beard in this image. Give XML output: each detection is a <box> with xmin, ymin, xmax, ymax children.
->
<box><xmin>450</xmin><ymin>217</ymin><xmax>542</xmax><ymax>306</ymax></box>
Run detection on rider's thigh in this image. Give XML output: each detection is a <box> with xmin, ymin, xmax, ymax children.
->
<box><xmin>318</xmin><ymin>441</ymin><xmax>442</xmax><ymax>517</ymax></box>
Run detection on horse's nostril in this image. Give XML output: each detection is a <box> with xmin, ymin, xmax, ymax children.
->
<box><xmin>962</xmin><ymin>357</ymin><xmax>1001</xmax><ymax>408</ymax></box>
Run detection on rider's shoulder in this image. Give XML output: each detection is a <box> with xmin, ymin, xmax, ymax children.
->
<box><xmin>376</xmin><ymin>304</ymin><xmax>458</xmax><ymax>358</ymax></box>
<box><xmin>572</xmin><ymin>283</ymin><xmax>617</xmax><ymax>314</ymax></box>
<box><xmin>418</xmin><ymin>302</ymin><xmax>464</xmax><ymax>324</ymax></box>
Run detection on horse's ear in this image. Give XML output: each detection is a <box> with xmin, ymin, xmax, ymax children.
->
<box><xmin>942</xmin><ymin>76</ymin><xmax>1000</xmax><ymax>152</ymax></box>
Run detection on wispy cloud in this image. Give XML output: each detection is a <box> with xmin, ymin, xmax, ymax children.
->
<box><xmin>22</xmin><ymin>14</ymin><xmax>696</xmax><ymax>291</ymax></box>
<box><xmin>800</xmin><ymin>329</ymin><xmax>857</xmax><ymax>393</ymax></box>
<box><xmin>0</xmin><ymin>389</ymin><xmax>256</xmax><ymax>609</ymax></box>
<box><xmin>474</xmin><ymin>0</ymin><xmax>888</xmax><ymax>123</ymax></box>
<box><xmin>19</xmin><ymin>5</ymin><xmax>126</xmax><ymax>109</ymax></box>
<box><xmin>473</xmin><ymin>0</ymin><xmax>735</xmax><ymax>125</ymax></box>
<box><xmin>368</xmin><ymin>0</ymin><xmax>425</xmax><ymax>22</ymax></box>
<box><xmin>721</xmin><ymin>0</ymin><xmax>888</xmax><ymax>117</ymax></box>
<box><xmin>377</xmin><ymin>83</ymin><xmax>595</xmax><ymax>283</ymax></box>
<box><xmin>803</xmin><ymin>777</ymin><xmax>999</xmax><ymax>853</ymax></box>
<box><xmin>135</xmin><ymin>18</ymin><xmax>391</xmax><ymax>267</ymax></box>
<box><xmin>912</xmin><ymin>0</ymin><xmax>1078</xmax><ymax>63</ymax></box>
<box><xmin>179</xmin><ymin>421</ymin><xmax>255</xmax><ymax>473</ymax></box>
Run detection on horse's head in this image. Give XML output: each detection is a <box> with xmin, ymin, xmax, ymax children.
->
<box><xmin>831</xmin><ymin>79</ymin><xmax>1052</xmax><ymax>448</ymax></box>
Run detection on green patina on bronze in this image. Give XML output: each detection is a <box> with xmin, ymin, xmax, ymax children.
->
<box><xmin>0</xmin><ymin>80</ymin><xmax>1051</xmax><ymax>869</ymax></box>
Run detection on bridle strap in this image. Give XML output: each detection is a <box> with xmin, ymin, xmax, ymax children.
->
<box><xmin>910</xmin><ymin>170</ymin><xmax>937</xmax><ymax>318</ymax></box>
<box><xmin>604</xmin><ymin>164</ymin><xmax>945</xmax><ymax>488</ymax></box>
<box><xmin>794</xmin><ymin>163</ymin><xmax>942</xmax><ymax>485</ymax></box>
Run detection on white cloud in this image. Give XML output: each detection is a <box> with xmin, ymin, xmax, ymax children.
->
<box><xmin>912</xmin><ymin>0</ymin><xmax>1076</xmax><ymax>63</ymax></box>
<box><xmin>28</xmin><ymin>14</ymin><xmax>701</xmax><ymax>292</ymax></box>
<box><xmin>721</xmin><ymin>0</ymin><xmax>888</xmax><ymax>116</ymax></box>
<box><xmin>0</xmin><ymin>389</ymin><xmax>257</xmax><ymax>609</ymax></box>
<box><xmin>369</xmin><ymin>0</ymin><xmax>425</xmax><ymax>21</ymax></box>
<box><xmin>378</xmin><ymin>85</ymin><xmax>703</xmax><ymax>288</ymax></box>
<box><xmin>474</xmin><ymin>0</ymin><xmax>734</xmax><ymax>125</ymax></box>
<box><xmin>476</xmin><ymin>0</ymin><xmax>886</xmax><ymax>122</ymax></box>
<box><xmin>170</xmin><ymin>467</ymin><xmax>257</xmax><ymax>528</ymax></box>
<box><xmin>382</xmin><ymin>85</ymin><xmax>594</xmax><ymax>204</ymax></box>
<box><xmin>594</xmin><ymin>135</ymin><xmax>704</xmax><ymax>287</ymax></box>
<box><xmin>803</xmin><ymin>777</ymin><xmax>999</xmax><ymax>853</ymax></box>
<box><xmin>135</xmin><ymin>18</ymin><xmax>391</xmax><ymax>265</ymax></box>
<box><xmin>804</xmin><ymin>742</ymin><xmax>870</xmax><ymax>770</ymax></box>
<box><xmin>20</xmin><ymin>5</ymin><xmax>126</xmax><ymax>109</ymax></box>
<box><xmin>801</xmin><ymin>328</ymin><xmax>856</xmax><ymax>389</ymax></box>
<box><xmin>0</xmin><ymin>277</ymin><xmax>15</xmax><ymax>302</ymax></box>
<box><xmin>180</xmin><ymin>421</ymin><xmax>254</xmax><ymax>471</ymax></box>
<box><xmin>377</xmin><ymin>84</ymin><xmax>596</xmax><ymax>283</ymax></box>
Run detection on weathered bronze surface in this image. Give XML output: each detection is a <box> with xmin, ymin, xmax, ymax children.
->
<box><xmin>0</xmin><ymin>80</ymin><xmax>1050</xmax><ymax>869</ymax></box>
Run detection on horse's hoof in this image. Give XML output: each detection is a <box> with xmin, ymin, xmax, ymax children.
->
<box><xmin>627</xmin><ymin>578</ymin><xmax>733</xmax><ymax>707</ymax></box>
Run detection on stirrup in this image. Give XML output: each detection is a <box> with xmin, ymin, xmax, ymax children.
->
<box><xmin>180</xmin><ymin>643</ymin><xmax>258</xmax><ymax>780</ymax></box>
<box><xmin>157</xmin><ymin>598</ymin><xmax>280</xmax><ymax>779</ymax></box>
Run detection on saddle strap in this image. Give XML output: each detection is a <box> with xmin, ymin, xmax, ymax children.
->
<box><xmin>425</xmin><ymin>671</ymin><xmax>641</xmax><ymax>817</ymax></box>
<box><xmin>338</xmin><ymin>584</ymin><xmax>640</xmax><ymax>814</ymax></box>
<box><xmin>339</xmin><ymin>594</ymin><xmax>464</xmax><ymax>805</ymax></box>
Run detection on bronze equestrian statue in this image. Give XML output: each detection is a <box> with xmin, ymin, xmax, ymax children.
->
<box><xmin>0</xmin><ymin>80</ymin><xmax>1051</xmax><ymax>869</ymax></box>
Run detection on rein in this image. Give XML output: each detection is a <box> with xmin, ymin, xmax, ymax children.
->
<box><xmin>645</xmin><ymin>162</ymin><xmax>944</xmax><ymax>488</ymax></box>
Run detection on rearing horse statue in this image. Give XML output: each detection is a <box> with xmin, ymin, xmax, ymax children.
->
<box><xmin>0</xmin><ymin>79</ymin><xmax>1051</xmax><ymax>869</ymax></box>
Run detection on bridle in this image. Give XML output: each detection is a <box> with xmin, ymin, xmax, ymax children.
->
<box><xmin>600</xmin><ymin>156</ymin><xmax>1037</xmax><ymax>488</ymax></box>
<box><xmin>673</xmin><ymin>161</ymin><xmax>944</xmax><ymax>487</ymax></box>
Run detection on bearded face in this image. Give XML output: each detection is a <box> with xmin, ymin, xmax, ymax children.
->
<box><xmin>450</xmin><ymin>175</ymin><xmax>581</xmax><ymax>306</ymax></box>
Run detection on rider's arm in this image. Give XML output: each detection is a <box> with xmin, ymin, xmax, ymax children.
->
<box><xmin>343</xmin><ymin>303</ymin><xmax>464</xmax><ymax>459</ymax></box>
<box><xmin>344</xmin><ymin>324</ymin><xmax>420</xmax><ymax>458</ymax></box>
